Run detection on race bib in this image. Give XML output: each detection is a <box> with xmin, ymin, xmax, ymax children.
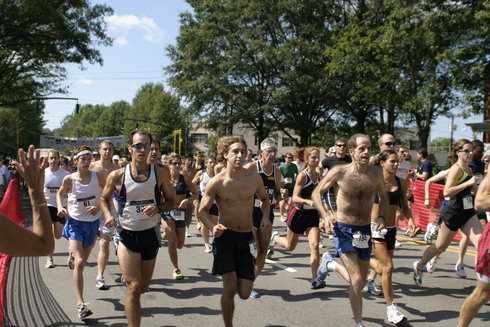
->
<box><xmin>249</xmin><ymin>240</ymin><xmax>257</xmax><ymax>258</ymax></box>
<box><xmin>352</xmin><ymin>231</ymin><xmax>370</xmax><ymax>249</ymax></box>
<box><xmin>285</xmin><ymin>177</ymin><xmax>293</xmax><ymax>184</ymax></box>
<box><xmin>463</xmin><ymin>196</ymin><xmax>473</xmax><ymax>210</ymax></box>
<box><xmin>128</xmin><ymin>199</ymin><xmax>155</xmax><ymax>219</ymax></box>
<box><xmin>370</xmin><ymin>223</ymin><xmax>387</xmax><ymax>239</ymax></box>
<box><xmin>172</xmin><ymin>209</ymin><xmax>185</xmax><ymax>221</ymax></box>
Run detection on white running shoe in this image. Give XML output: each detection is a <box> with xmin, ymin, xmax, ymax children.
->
<box><xmin>204</xmin><ymin>243</ymin><xmax>212</xmax><ymax>253</ymax></box>
<box><xmin>387</xmin><ymin>302</ymin><xmax>406</xmax><ymax>324</ymax></box>
<box><xmin>280</xmin><ymin>215</ymin><xmax>287</xmax><ymax>222</ymax></box>
<box><xmin>363</xmin><ymin>279</ymin><xmax>382</xmax><ymax>295</ymax></box>
<box><xmin>77</xmin><ymin>303</ymin><xmax>93</xmax><ymax>319</ymax></box>
<box><xmin>96</xmin><ymin>276</ymin><xmax>109</xmax><ymax>290</ymax></box>
<box><xmin>269</xmin><ymin>231</ymin><xmax>279</xmax><ymax>249</ymax></box>
<box><xmin>427</xmin><ymin>257</ymin><xmax>437</xmax><ymax>274</ymax></box>
<box><xmin>455</xmin><ymin>263</ymin><xmax>467</xmax><ymax>278</ymax></box>
<box><xmin>185</xmin><ymin>227</ymin><xmax>191</xmax><ymax>237</ymax></box>
<box><xmin>45</xmin><ymin>257</ymin><xmax>55</xmax><ymax>269</ymax></box>
<box><xmin>413</xmin><ymin>261</ymin><xmax>424</xmax><ymax>286</ymax></box>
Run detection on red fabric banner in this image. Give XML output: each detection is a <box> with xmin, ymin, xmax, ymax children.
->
<box><xmin>0</xmin><ymin>175</ymin><xmax>25</xmax><ymax>325</ymax></box>
<box><xmin>398</xmin><ymin>179</ymin><xmax>461</xmax><ymax>242</ymax></box>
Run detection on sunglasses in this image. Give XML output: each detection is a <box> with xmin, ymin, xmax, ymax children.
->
<box><xmin>286</xmin><ymin>156</ymin><xmax>293</xmax><ymax>159</ymax></box>
<box><xmin>131</xmin><ymin>143</ymin><xmax>151</xmax><ymax>149</ymax></box>
<box><xmin>459</xmin><ymin>149</ymin><xmax>473</xmax><ymax>153</ymax></box>
<box><xmin>170</xmin><ymin>162</ymin><xmax>182</xmax><ymax>166</ymax></box>
<box><xmin>384</xmin><ymin>142</ymin><xmax>396</xmax><ymax>147</ymax></box>
<box><xmin>336</xmin><ymin>144</ymin><xmax>347</xmax><ymax>147</ymax></box>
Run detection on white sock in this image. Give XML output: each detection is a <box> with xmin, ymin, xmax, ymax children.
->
<box><xmin>327</xmin><ymin>260</ymin><xmax>338</xmax><ymax>272</ymax></box>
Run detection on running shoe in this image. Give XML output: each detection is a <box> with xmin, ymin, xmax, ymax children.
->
<box><xmin>413</xmin><ymin>261</ymin><xmax>424</xmax><ymax>286</ymax></box>
<box><xmin>204</xmin><ymin>243</ymin><xmax>212</xmax><ymax>253</ymax></box>
<box><xmin>196</xmin><ymin>222</ymin><xmax>202</xmax><ymax>231</ymax></box>
<box><xmin>96</xmin><ymin>276</ymin><xmax>109</xmax><ymax>290</ymax></box>
<box><xmin>45</xmin><ymin>257</ymin><xmax>55</xmax><ymax>269</ymax></box>
<box><xmin>455</xmin><ymin>263</ymin><xmax>467</xmax><ymax>278</ymax></box>
<box><xmin>77</xmin><ymin>303</ymin><xmax>93</xmax><ymax>319</ymax></box>
<box><xmin>67</xmin><ymin>252</ymin><xmax>74</xmax><ymax>270</ymax></box>
<box><xmin>387</xmin><ymin>302</ymin><xmax>406</xmax><ymax>324</ymax></box>
<box><xmin>311</xmin><ymin>278</ymin><xmax>326</xmax><ymax>290</ymax></box>
<box><xmin>185</xmin><ymin>227</ymin><xmax>191</xmax><ymax>237</ymax></box>
<box><xmin>410</xmin><ymin>227</ymin><xmax>422</xmax><ymax>238</ymax></box>
<box><xmin>427</xmin><ymin>257</ymin><xmax>437</xmax><ymax>274</ymax></box>
<box><xmin>269</xmin><ymin>231</ymin><xmax>279</xmax><ymax>249</ymax></box>
<box><xmin>363</xmin><ymin>279</ymin><xmax>382</xmax><ymax>295</ymax></box>
<box><xmin>424</xmin><ymin>223</ymin><xmax>438</xmax><ymax>245</ymax></box>
<box><xmin>173</xmin><ymin>268</ymin><xmax>184</xmax><ymax>280</ymax></box>
<box><xmin>317</xmin><ymin>252</ymin><xmax>334</xmax><ymax>281</ymax></box>
<box><xmin>266</xmin><ymin>249</ymin><xmax>274</xmax><ymax>259</ymax></box>
<box><xmin>395</xmin><ymin>240</ymin><xmax>402</xmax><ymax>248</ymax></box>
<box><xmin>250</xmin><ymin>289</ymin><xmax>260</xmax><ymax>298</ymax></box>
<box><xmin>161</xmin><ymin>232</ymin><xmax>167</xmax><ymax>240</ymax></box>
<box><xmin>280</xmin><ymin>215</ymin><xmax>287</xmax><ymax>222</ymax></box>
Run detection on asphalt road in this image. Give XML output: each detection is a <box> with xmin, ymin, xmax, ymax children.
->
<box><xmin>33</xmin><ymin>214</ymin><xmax>488</xmax><ymax>327</ymax></box>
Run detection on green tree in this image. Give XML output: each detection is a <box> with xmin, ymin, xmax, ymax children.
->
<box><xmin>124</xmin><ymin>83</ymin><xmax>184</xmax><ymax>154</ymax></box>
<box><xmin>0</xmin><ymin>102</ymin><xmax>45</xmax><ymax>155</ymax></box>
<box><xmin>0</xmin><ymin>0</ymin><xmax>113</xmax><ymax>102</ymax></box>
<box><xmin>166</xmin><ymin>0</ymin><xmax>341</xmax><ymax>147</ymax></box>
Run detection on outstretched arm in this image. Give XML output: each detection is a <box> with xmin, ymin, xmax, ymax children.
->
<box><xmin>0</xmin><ymin>145</ymin><xmax>54</xmax><ymax>256</ymax></box>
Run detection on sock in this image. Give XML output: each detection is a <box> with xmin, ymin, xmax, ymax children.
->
<box><xmin>327</xmin><ymin>260</ymin><xmax>338</xmax><ymax>272</ymax></box>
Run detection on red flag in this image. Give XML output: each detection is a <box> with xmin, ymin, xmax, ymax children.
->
<box><xmin>0</xmin><ymin>175</ymin><xmax>25</xmax><ymax>325</ymax></box>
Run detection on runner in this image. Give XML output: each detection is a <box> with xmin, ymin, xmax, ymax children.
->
<box><xmin>89</xmin><ymin>140</ymin><xmax>119</xmax><ymax>290</ymax></box>
<box><xmin>458</xmin><ymin>170</ymin><xmax>490</xmax><ymax>327</ymax></box>
<box><xmin>244</xmin><ymin>137</ymin><xmax>284</xmax><ymax>298</ymax></box>
<box><xmin>192</xmin><ymin>156</ymin><xmax>218</xmax><ymax>253</ymax></box>
<box><xmin>43</xmin><ymin>150</ymin><xmax>70</xmax><ymax>268</ymax></box>
<box><xmin>269</xmin><ymin>147</ymin><xmax>326</xmax><ymax>289</ymax></box>
<box><xmin>57</xmin><ymin>145</ymin><xmax>105</xmax><ymax>319</ymax></box>
<box><xmin>182</xmin><ymin>153</ymin><xmax>198</xmax><ymax>237</ymax></box>
<box><xmin>161</xmin><ymin>153</ymin><xmax>198</xmax><ymax>279</ymax></box>
<box><xmin>368</xmin><ymin>149</ymin><xmax>411</xmax><ymax>324</ymax></box>
<box><xmin>413</xmin><ymin>139</ymin><xmax>483</xmax><ymax>286</ymax></box>
<box><xmin>198</xmin><ymin>135</ymin><xmax>270</xmax><ymax>327</ymax></box>
<box><xmin>312</xmin><ymin>133</ymin><xmax>387</xmax><ymax>327</ymax></box>
<box><xmin>278</xmin><ymin>152</ymin><xmax>298</xmax><ymax>222</ymax></box>
<box><xmin>100</xmin><ymin>130</ymin><xmax>174</xmax><ymax>327</ymax></box>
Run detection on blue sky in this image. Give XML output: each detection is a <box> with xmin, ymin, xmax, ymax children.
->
<box><xmin>43</xmin><ymin>0</ymin><xmax>484</xmax><ymax>142</ymax></box>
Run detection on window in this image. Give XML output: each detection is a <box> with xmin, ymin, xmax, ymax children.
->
<box><xmin>282</xmin><ymin>137</ymin><xmax>294</xmax><ymax>147</ymax></box>
<box><xmin>191</xmin><ymin>133</ymin><xmax>208</xmax><ymax>143</ymax></box>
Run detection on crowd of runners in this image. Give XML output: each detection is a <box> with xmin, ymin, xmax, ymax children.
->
<box><xmin>0</xmin><ymin>130</ymin><xmax>489</xmax><ymax>327</ymax></box>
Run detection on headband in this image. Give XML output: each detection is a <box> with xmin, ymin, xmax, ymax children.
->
<box><xmin>74</xmin><ymin>150</ymin><xmax>92</xmax><ymax>159</ymax></box>
<box><xmin>260</xmin><ymin>143</ymin><xmax>278</xmax><ymax>151</ymax></box>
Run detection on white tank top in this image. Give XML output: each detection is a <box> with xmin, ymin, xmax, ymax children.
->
<box><xmin>199</xmin><ymin>170</ymin><xmax>213</xmax><ymax>195</ymax></box>
<box><xmin>119</xmin><ymin>164</ymin><xmax>160</xmax><ymax>231</ymax></box>
<box><xmin>67</xmin><ymin>171</ymin><xmax>102</xmax><ymax>222</ymax></box>
<box><xmin>44</xmin><ymin>168</ymin><xmax>69</xmax><ymax>207</ymax></box>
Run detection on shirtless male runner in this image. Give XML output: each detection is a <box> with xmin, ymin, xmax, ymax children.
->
<box><xmin>199</xmin><ymin>135</ymin><xmax>271</xmax><ymax>327</ymax></box>
<box><xmin>312</xmin><ymin>133</ymin><xmax>386</xmax><ymax>327</ymax></box>
<box><xmin>89</xmin><ymin>140</ymin><xmax>119</xmax><ymax>290</ymax></box>
<box><xmin>100</xmin><ymin>130</ymin><xmax>174</xmax><ymax>327</ymax></box>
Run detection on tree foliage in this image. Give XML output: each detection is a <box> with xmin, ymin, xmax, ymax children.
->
<box><xmin>0</xmin><ymin>0</ymin><xmax>113</xmax><ymax>102</ymax></box>
<box><xmin>166</xmin><ymin>0</ymin><xmax>490</xmax><ymax>149</ymax></box>
<box><xmin>56</xmin><ymin>83</ymin><xmax>184</xmax><ymax>153</ymax></box>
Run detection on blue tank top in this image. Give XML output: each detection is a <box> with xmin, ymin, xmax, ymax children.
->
<box><xmin>300</xmin><ymin>170</ymin><xmax>320</xmax><ymax>200</ymax></box>
<box><xmin>256</xmin><ymin>160</ymin><xmax>276</xmax><ymax>205</ymax></box>
<box><xmin>174</xmin><ymin>174</ymin><xmax>186</xmax><ymax>195</ymax></box>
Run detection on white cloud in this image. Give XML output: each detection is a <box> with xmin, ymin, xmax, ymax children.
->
<box><xmin>106</xmin><ymin>14</ymin><xmax>165</xmax><ymax>43</ymax></box>
<box><xmin>79</xmin><ymin>77</ymin><xmax>93</xmax><ymax>85</ymax></box>
<box><xmin>114</xmin><ymin>37</ymin><xmax>128</xmax><ymax>46</ymax></box>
